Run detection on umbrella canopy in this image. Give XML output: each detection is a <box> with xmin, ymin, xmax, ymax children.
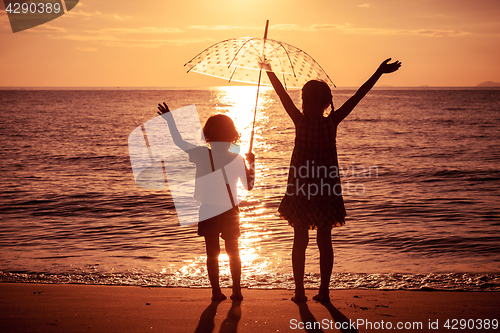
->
<box><xmin>185</xmin><ymin>36</ymin><xmax>335</xmax><ymax>89</ymax></box>
<box><xmin>184</xmin><ymin>21</ymin><xmax>334</xmax><ymax>153</ymax></box>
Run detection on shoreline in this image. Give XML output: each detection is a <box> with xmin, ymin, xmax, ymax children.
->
<box><xmin>2</xmin><ymin>271</ymin><xmax>499</xmax><ymax>292</ymax></box>
<box><xmin>1</xmin><ymin>283</ymin><xmax>498</xmax><ymax>332</ymax></box>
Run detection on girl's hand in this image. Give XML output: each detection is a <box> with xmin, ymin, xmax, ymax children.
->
<box><xmin>245</xmin><ymin>152</ymin><xmax>255</xmax><ymax>165</ymax></box>
<box><xmin>258</xmin><ymin>58</ymin><xmax>272</xmax><ymax>72</ymax></box>
<box><xmin>377</xmin><ymin>58</ymin><xmax>401</xmax><ymax>74</ymax></box>
<box><xmin>157</xmin><ymin>102</ymin><xmax>170</xmax><ymax>115</ymax></box>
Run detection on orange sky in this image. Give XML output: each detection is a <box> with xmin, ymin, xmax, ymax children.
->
<box><xmin>1</xmin><ymin>0</ymin><xmax>499</xmax><ymax>87</ymax></box>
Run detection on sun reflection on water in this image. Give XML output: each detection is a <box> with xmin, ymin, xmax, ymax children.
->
<box><xmin>165</xmin><ymin>86</ymin><xmax>287</xmax><ymax>284</ymax></box>
<box><xmin>211</xmin><ymin>85</ymin><xmax>279</xmax><ymax>216</ymax></box>
<box><xmin>171</xmin><ymin>190</ymin><xmax>283</xmax><ymax>284</ymax></box>
<box><xmin>212</xmin><ymin>85</ymin><xmax>273</xmax><ymax>154</ymax></box>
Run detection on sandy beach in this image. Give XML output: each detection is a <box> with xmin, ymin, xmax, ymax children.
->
<box><xmin>1</xmin><ymin>283</ymin><xmax>498</xmax><ymax>332</ymax></box>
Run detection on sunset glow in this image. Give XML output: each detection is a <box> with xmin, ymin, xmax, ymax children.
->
<box><xmin>1</xmin><ymin>0</ymin><xmax>499</xmax><ymax>87</ymax></box>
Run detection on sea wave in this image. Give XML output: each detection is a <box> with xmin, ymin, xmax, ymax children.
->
<box><xmin>1</xmin><ymin>271</ymin><xmax>498</xmax><ymax>291</ymax></box>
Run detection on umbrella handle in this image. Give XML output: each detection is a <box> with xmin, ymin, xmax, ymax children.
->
<box><xmin>248</xmin><ymin>69</ymin><xmax>263</xmax><ymax>154</ymax></box>
<box><xmin>248</xmin><ymin>130</ymin><xmax>254</xmax><ymax>154</ymax></box>
<box><xmin>248</xmin><ymin>20</ymin><xmax>268</xmax><ymax>154</ymax></box>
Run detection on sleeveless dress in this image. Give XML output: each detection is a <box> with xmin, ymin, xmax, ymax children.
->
<box><xmin>278</xmin><ymin>113</ymin><xmax>346</xmax><ymax>229</ymax></box>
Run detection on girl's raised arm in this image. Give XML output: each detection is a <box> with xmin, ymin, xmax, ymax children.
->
<box><xmin>158</xmin><ymin>102</ymin><xmax>196</xmax><ymax>152</ymax></box>
<box><xmin>265</xmin><ymin>71</ymin><xmax>302</xmax><ymax>127</ymax></box>
<box><xmin>331</xmin><ymin>58</ymin><xmax>401</xmax><ymax>124</ymax></box>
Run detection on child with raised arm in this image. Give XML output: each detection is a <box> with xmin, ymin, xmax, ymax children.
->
<box><xmin>264</xmin><ymin>58</ymin><xmax>401</xmax><ymax>302</ymax></box>
<box><xmin>157</xmin><ymin>103</ymin><xmax>255</xmax><ymax>301</ymax></box>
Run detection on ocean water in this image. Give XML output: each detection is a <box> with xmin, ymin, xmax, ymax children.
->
<box><xmin>1</xmin><ymin>87</ymin><xmax>499</xmax><ymax>291</ymax></box>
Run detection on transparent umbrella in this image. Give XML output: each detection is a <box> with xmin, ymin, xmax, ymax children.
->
<box><xmin>184</xmin><ymin>20</ymin><xmax>334</xmax><ymax>152</ymax></box>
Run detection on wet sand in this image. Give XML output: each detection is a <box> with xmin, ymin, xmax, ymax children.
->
<box><xmin>0</xmin><ymin>283</ymin><xmax>498</xmax><ymax>332</ymax></box>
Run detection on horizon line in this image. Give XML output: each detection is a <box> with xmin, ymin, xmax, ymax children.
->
<box><xmin>1</xmin><ymin>85</ymin><xmax>500</xmax><ymax>90</ymax></box>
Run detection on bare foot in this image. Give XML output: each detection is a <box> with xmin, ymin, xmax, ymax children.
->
<box><xmin>312</xmin><ymin>293</ymin><xmax>330</xmax><ymax>303</ymax></box>
<box><xmin>291</xmin><ymin>294</ymin><xmax>308</xmax><ymax>303</ymax></box>
<box><xmin>211</xmin><ymin>292</ymin><xmax>227</xmax><ymax>302</ymax></box>
<box><xmin>230</xmin><ymin>293</ymin><xmax>243</xmax><ymax>300</ymax></box>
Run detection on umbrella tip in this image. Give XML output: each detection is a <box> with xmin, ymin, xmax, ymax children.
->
<box><xmin>264</xmin><ymin>20</ymin><xmax>269</xmax><ymax>39</ymax></box>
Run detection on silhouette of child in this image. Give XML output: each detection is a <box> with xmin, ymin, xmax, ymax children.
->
<box><xmin>263</xmin><ymin>58</ymin><xmax>401</xmax><ymax>302</ymax></box>
<box><xmin>158</xmin><ymin>103</ymin><xmax>255</xmax><ymax>301</ymax></box>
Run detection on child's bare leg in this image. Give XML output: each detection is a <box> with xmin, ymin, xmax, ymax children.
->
<box><xmin>314</xmin><ymin>229</ymin><xmax>333</xmax><ymax>302</ymax></box>
<box><xmin>292</xmin><ymin>227</ymin><xmax>309</xmax><ymax>302</ymax></box>
<box><xmin>225</xmin><ymin>238</ymin><xmax>243</xmax><ymax>300</ymax></box>
<box><xmin>205</xmin><ymin>235</ymin><xmax>226</xmax><ymax>301</ymax></box>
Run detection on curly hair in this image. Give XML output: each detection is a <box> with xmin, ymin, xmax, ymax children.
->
<box><xmin>202</xmin><ymin>114</ymin><xmax>241</xmax><ymax>143</ymax></box>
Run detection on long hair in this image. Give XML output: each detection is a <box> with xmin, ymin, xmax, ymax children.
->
<box><xmin>202</xmin><ymin>114</ymin><xmax>240</xmax><ymax>143</ymax></box>
<box><xmin>302</xmin><ymin>80</ymin><xmax>333</xmax><ymax>116</ymax></box>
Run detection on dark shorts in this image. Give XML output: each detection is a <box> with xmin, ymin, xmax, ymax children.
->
<box><xmin>198</xmin><ymin>205</ymin><xmax>240</xmax><ymax>240</ymax></box>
